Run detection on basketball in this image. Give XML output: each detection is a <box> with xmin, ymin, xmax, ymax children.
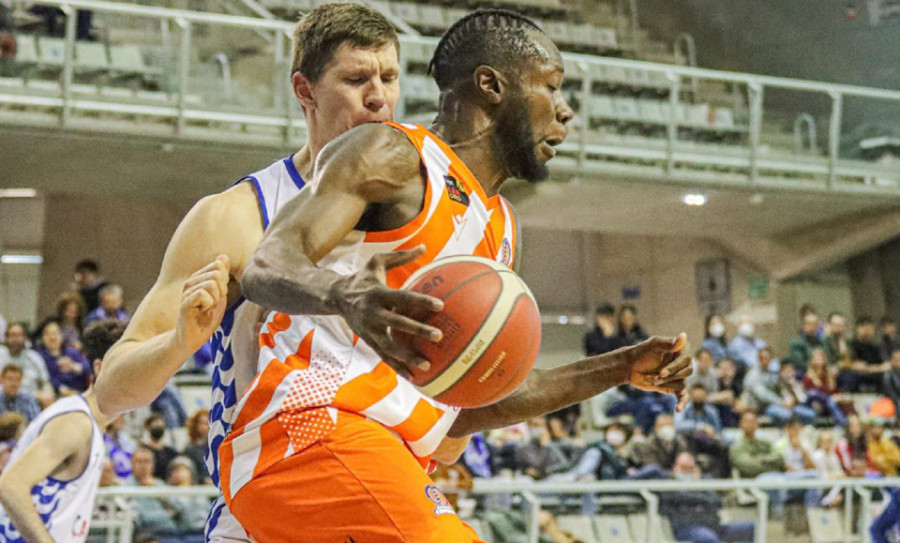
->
<box><xmin>398</xmin><ymin>255</ymin><xmax>542</xmax><ymax>408</ymax></box>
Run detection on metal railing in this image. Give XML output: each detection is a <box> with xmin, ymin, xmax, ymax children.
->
<box><xmin>4</xmin><ymin>0</ymin><xmax>900</xmax><ymax>195</ymax></box>
<box><xmin>92</xmin><ymin>477</ymin><xmax>900</xmax><ymax>543</ymax></box>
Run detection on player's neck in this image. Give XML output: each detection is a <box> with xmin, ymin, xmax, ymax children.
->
<box><xmin>82</xmin><ymin>390</ymin><xmax>113</xmax><ymax>429</ymax></box>
<box><xmin>291</xmin><ymin>145</ymin><xmax>314</xmax><ymax>180</ymax></box>
<box><xmin>430</xmin><ymin>117</ymin><xmax>508</xmax><ymax>197</ymax></box>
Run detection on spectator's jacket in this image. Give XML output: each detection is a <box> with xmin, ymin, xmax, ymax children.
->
<box><xmin>0</xmin><ymin>346</ymin><xmax>50</xmax><ymax>394</ymax></box>
<box><xmin>583</xmin><ymin>326</ymin><xmax>621</xmax><ymax>356</ymax></box>
<box><xmin>852</xmin><ymin>338</ymin><xmax>885</xmax><ymax>367</ymax></box>
<box><xmin>632</xmin><ymin>434</ymin><xmax>692</xmax><ymax>470</ymax></box>
<box><xmin>835</xmin><ymin>435</ymin><xmax>868</xmax><ymax>473</ymax></box>
<box><xmin>674</xmin><ymin>403</ymin><xmax>722</xmax><ymax>435</ymax></box>
<box><xmin>880</xmin><ymin>335</ymin><xmax>899</xmax><ymax>364</ymax></box>
<box><xmin>742</xmin><ymin>366</ymin><xmax>782</xmax><ymax>411</ymax></box>
<box><xmin>84</xmin><ymin>307</ymin><xmax>129</xmax><ymax>326</ymax></box>
<box><xmin>38</xmin><ymin>346</ymin><xmax>91</xmax><ymax>393</ymax></box>
<box><xmin>616</xmin><ymin>325</ymin><xmax>648</xmax><ymax>347</ymax></box>
<box><xmin>684</xmin><ymin>366</ymin><xmax>719</xmax><ymax>393</ymax></box>
<box><xmin>730</xmin><ymin>436</ymin><xmax>785</xmax><ymax>478</ymax></box>
<box><xmin>659</xmin><ymin>478</ymin><xmax>722</xmax><ymax>531</ymax></box>
<box><xmin>789</xmin><ymin>332</ymin><xmax>824</xmax><ymax>373</ymax></box>
<box><xmin>728</xmin><ymin>335</ymin><xmax>767</xmax><ymax>369</ymax></box>
<box><xmin>867</xmin><ymin>436</ymin><xmax>900</xmax><ymax>476</ymax></box>
<box><xmin>774</xmin><ymin>378</ymin><xmax>807</xmax><ymax>405</ymax></box>
<box><xmin>804</xmin><ymin>367</ymin><xmax>840</xmax><ymax>397</ymax></box>
<box><xmin>700</xmin><ymin>337</ymin><xmax>729</xmax><ymax>362</ymax></box>
<box><xmin>870</xmin><ymin>488</ymin><xmax>900</xmax><ymax>543</ymax></box>
<box><xmin>885</xmin><ymin>368</ymin><xmax>900</xmax><ymax>410</ymax></box>
<box><xmin>823</xmin><ymin>334</ymin><xmax>852</xmax><ymax>367</ymax></box>
<box><xmin>0</xmin><ymin>391</ymin><xmax>40</xmax><ymax>422</ymax></box>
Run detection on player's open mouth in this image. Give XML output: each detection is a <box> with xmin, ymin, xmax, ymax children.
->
<box><xmin>541</xmin><ymin>138</ymin><xmax>562</xmax><ymax>157</ymax></box>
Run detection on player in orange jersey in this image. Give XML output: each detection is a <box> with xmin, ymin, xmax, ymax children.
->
<box><xmin>221</xmin><ymin>9</ymin><xmax>692</xmax><ymax>542</ymax></box>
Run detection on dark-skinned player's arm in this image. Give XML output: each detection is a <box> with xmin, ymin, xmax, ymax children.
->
<box><xmin>0</xmin><ymin>414</ymin><xmax>93</xmax><ymax>543</ymax></box>
<box><xmin>447</xmin><ymin>201</ymin><xmax>691</xmax><ymax>438</ymax></box>
<box><xmin>240</xmin><ymin>123</ymin><xmax>443</xmax><ymax>377</ymax></box>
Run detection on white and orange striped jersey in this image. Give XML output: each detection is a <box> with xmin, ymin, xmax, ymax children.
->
<box><xmin>219</xmin><ymin>122</ymin><xmax>518</xmax><ymax>504</ymax></box>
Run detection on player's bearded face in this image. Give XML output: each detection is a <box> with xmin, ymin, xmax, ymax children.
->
<box><xmin>492</xmin><ymin>89</ymin><xmax>550</xmax><ymax>183</ymax></box>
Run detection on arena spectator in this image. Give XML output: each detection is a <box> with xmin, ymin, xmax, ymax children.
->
<box><xmin>150</xmin><ymin>381</ymin><xmax>187</xmax><ymax>429</ymax></box>
<box><xmin>615</xmin><ymin>304</ymin><xmax>648</xmax><ymax>346</ymax></box>
<box><xmin>140</xmin><ymin>413</ymin><xmax>179</xmax><ymax>482</ymax></box>
<box><xmin>0</xmin><ymin>323</ymin><xmax>53</xmax><ymax>402</ymax></box>
<box><xmin>812</xmin><ymin>430</ymin><xmax>845</xmax><ymax>479</ymax></box>
<box><xmin>685</xmin><ymin>349</ymin><xmax>718</xmax><ymax>392</ymax></box>
<box><xmin>660</xmin><ymin>452</ymin><xmax>755</xmax><ymax>543</ymax></box>
<box><xmin>605</xmin><ymin>384</ymin><xmax>676</xmax><ymax>435</ymax></box>
<box><xmin>730</xmin><ymin>412</ymin><xmax>785</xmax><ymax>478</ymax></box>
<box><xmin>73</xmin><ymin>259</ymin><xmax>109</xmax><ymax>313</ymax></box>
<box><xmin>879</xmin><ymin>317</ymin><xmax>898</xmax><ymax>363</ymax></box>
<box><xmin>37</xmin><ymin>321</ymin><xmax>91</xmax><ymax>395</ymax></box>
<box><xmin>85</xmin><ymin>284</ymin><xmax>129</xmax><ymax>326</ymax></box>
<box><xmin>803</xmin><ymin>348</ymin><xmax>852</xmax><ymax>426</ymax></box>
<box><xmin>0</xmin><ymin>411</ymin><xmax>25</xmax><ymax>443</ymax></box>
<box><xmin>104</xmin><ymin>414</ymin><xmax>136</xmax><ymax>479</ymax></box>
<box><xmin>700</xmin><ymin>314</ymin><xmax>729</xmax><ymax>362</ymax></box>
<box><xmin>0</xmin><ymin>2</ymin><xmax>14</xmax><ymax>68</ymax></box>
<box><xmin>823</xmin><ymin>312</ymin><xmax>852</xmax><ymax>367</ymax></box>
<box><xmin>743</xmin><ymin>348</ymin><xmax>810</xmax><ymax>426</ymax></box>
<box><xmin>789</xmin><ymin>310</ymin><xmax>824</xmax><ymax>373</ymax></box>
<box><xmin>842</xmin><ymin>317</ymin><xmax>890</xmax><ymax>393</ymax></box>
<box><xmin>716</xmin><ymin>357</ymin><xmax>745</xmax><ymax>427</ymax></box>
<box><xmin>0</xmin><ymin>365</ymin><xmax>40</xmax><ymax>423</ymax></box>
<box><xmin>631</xmin><ymin>414</ymin><xmax>691</xmax><ymax>471</ymax></box>
<box><xmin>99</xmin><ymin>457</ymin><xmax>120</xmax><ymax>488</ymax></box>
<box><xmin>885</xmin><ymin>348</ymin><xmax>900</xmax><ymax>412</ymax></box>
<box><xmin>870</xmin><ymin>487</ymin><xmax>900</xmax><ymax>543</ymax></box>
<box><xmin>728</xmin><ymin>314</ymin><xmax>768</xmax><ymax>369</ymax></box>
<box><xmin>165</xmin><ymin>456</ymin><xmax>211</xmax><ymax>531</ymax></box>
<box><xmin>866</xmin><ymin>419</ymin><xmax>900</xmax><ymax>476</ymax></box>
<box><xmin>125</xmin><ymin>447</ymin><xmax>178</xmax><ymax>534</ymax></box>
<box><xmin>584</xmin><ymin>303</ymin><xmax>620</xmax><ymax>355</ymax></box>
<box><xmin>836</xmin><ymin>415</ymin><xmax>868</xmax><ymax>474</ymax></box>
<box><xmin>183</xmin><ymin>409</ymin><xmax>210</xmax><ymax>484</ymax></box>
<box><xmin>55</xmin><ymin>292</ymin><xmax>86</xmax><ymax>350</ymax></box>
<box><xmin>773</xmin><ymin>361</ymin><xmax>817</xmax><ymax>425</ymax></box>
<box><xmin>0</xmin><ymin>314</ymin><xmax>5</xmax><ymax>343</ymax></box>
<box><xmin>767</xmin><ymin>417</ymin><xmax>821</xmax><ymax>519</ymax></box>
<box><xmin>515</xmin><ymin>417</ymin><xmax>554</xmax><ymax>479</ymax></box>
<box><xmin>675</xmin><ymin>383</ymin><xmax>722</xmax><ymax>436</ymax></box>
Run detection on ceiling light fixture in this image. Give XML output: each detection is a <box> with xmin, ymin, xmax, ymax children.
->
<box><xmin>0</xmin><ymin>188</ymin><xmax>38</xmax><ymax>198</ymax></box>
<box><xmin>682</xmin><ymin>193</ymin><xmax>707</xmax><ymax>206</ymax></box>
<box><xmin>0</xmin><ymin>255</ymin><xmax>43</xmax><ymax>264</ymax></box>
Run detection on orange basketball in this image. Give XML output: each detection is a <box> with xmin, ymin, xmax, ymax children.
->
<box><xmin>399</xmin><ymin>255</ymin><xmax>541</xmax><ymax>408</ymax></box>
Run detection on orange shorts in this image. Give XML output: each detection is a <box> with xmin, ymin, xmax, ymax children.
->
<box><xmin>229</xmin><ymin>413</ymin><xmax>484</xmax><ymax>543</ymax></box>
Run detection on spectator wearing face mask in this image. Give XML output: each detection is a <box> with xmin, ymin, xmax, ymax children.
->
<box><xmin>631</xmin><ymin>414</ymin><xmax>691</xmax><ymax>471</ymax></box>
<box><xmin>139</xmin><ymin>413</ymin><xmax>179</xmax><ymax>481</ymax></box>
<box><xmin>701</xmin><ymin>314</ymin><xmax>729</xmax><ymax>362</ymax></box>
<box><xmin>728</xmin><ymin>315</ymin><xmax>768</xmax><ymax>370</ymax></box>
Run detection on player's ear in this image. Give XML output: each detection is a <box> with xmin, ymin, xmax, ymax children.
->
<box><xmin>473</xmin><ymin>66</ymin><xmax>505</xmax><ymax>105</ymax></box>
<box><xmin>92</xmin><ymin>358</ymin><xmax>102</xmax><ymax>378</ymax></box>
<box><xmin>293</xmin><ymin>72</ymin><xmax>316</xmax><ymax>111</ymax></box>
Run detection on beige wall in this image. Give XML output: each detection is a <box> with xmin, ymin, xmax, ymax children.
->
<box><xmin>38</xmin><ymin>194</ymin><xmax>194</xmax><ymax>318</ymax></box>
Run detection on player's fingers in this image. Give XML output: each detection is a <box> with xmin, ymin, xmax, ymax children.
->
<box><xmin>657</xmin><ymin>352</ymin><xmax>692</xmax><ymax>380</ymax></box>
<box><xmin>378</xmin><ymin>309</ymin><xmax>442</xmax><ymax>342</ymax></box>
<box><xmin>183</xmin><ymin>287</ymin><xmax>216</xmax><ymax>312</ymax></box>
<box><xmin>656</xmin><ymin>363</ymin><xmax>693</xmax><ymax>385</ymax></box>
<box><xmin>380</xmin><ymin>289</ymin><xmax>444</xmax><ymax>313</ymax></box>
<box><xmin>369</xmin><ymin>334</ymin><xmax>420</xmax><ymax>377</ymax></box>
<box><xmin>373</xmin><ymin>246</ymin><xmax>426</xmax><ymax>272</ymax></box>
<box><xmin>183</xmin><ymin>271</ymin><xmax>227</xmax><ymax>298</ymax></box>
<box><xmin>215</xmin><ymin>254</ymin><xmax>231</xmax><ymax>273</ymax></box>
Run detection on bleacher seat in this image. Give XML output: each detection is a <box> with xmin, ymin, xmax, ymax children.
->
<box><xmin>602</xmin><ymin>65</ymin><xmax>629</xmax><ymax>86</ymax></box>
<box><xmin>543</xmin><ymin>21</ymin><xmax>572</xmax><ymax>47</ymax></box>
<box><xmin>586</xmin><ymin>94</ymin><xmax>615</xmax><ymax>119</ymax></box>
<box><xmin>569</xmin><ymin>24</ymin><xmax>595</xmax><ymax>48</ymax></box>
<box><xmin>613</xmin><ymin>97</ymin><xmax>640</xmax><ymax>121</ymax></box>
<box><xmin>37</xmin><ymin>37</ymin><xmax>66</xmax><ymax>67</ymax></box>
<box><xmin>594</xmin><ymin>27</ymin><xmax>618</xmax><ymax>49</ymax></box>
<box><xmin>75</xmin><ymin>41</ymin><xmax>109</xmax><ymax>72</ymax></box>
<box><xmin>556</xmin><ymin>515</ymin><xmax>597</xmax><ymax>543</ymax></box>
<box><xmin>807</xmin><ymin>507</ymin><xmax>845</xmax><ymax>543</ymax></box>
<box><xmin>417</xmin><ymin>4</ymin><xmax>444</xmax><ymax>30</ymax></box>
<box><xmin>390</xmin><ymin>2</ymin><xmax>420</xmax><ymax>26</ymax></box>
<box><xmin>626</xmin><ymin>513</ymin><xmax>675</xmax><ymax>543</ymax></box>
<box><xmin>639</xmin><ymin>99</ymin><xmax>665</xmax><ymax>125</ymax></box>
<box><xmin>14</xmin><ymin>34</ymin><xmax>38</xmax><ymax>65</ymax></box>
<box><xmin>108</xmin><ymin>44</ymin><xmax>158</xmax><ymax>78</ymax></box>
<box><xmin>687</xmin><ymin>103</ymin><xmax>711</xmax><ymax>128</ymax></box>
<box><xmin>405</xmin><ymin>74</ymin><xmax>438</xmax><ymax>103</ymax></box>
<box><xmin>713</xmin><ymin>106</ymin><xmax>735</xmax><ymax>129</ymax></box>
<box><xmin>466</xmin><ymin>519</ymin><xmax>492</xmax><ymax>543</ymax></box>
<box><xmin>593</xmin><ymin>515</ymin><xmax>634</xmax><ymax>543</ymax></box>
<box><xmin>442</xmin><ymin>7</ymin><xmax>468</xmax><ymax>27</ymax></box>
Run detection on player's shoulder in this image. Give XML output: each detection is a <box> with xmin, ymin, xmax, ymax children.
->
<box><xmin>40</xmin><ymin>410</ymin><xmax>93</xmax><ymax>448</ymax></box>
<box><xmin>320</xmin><ymin>122</ymin><xmax>419</xmax><ymax>171</ymax></box>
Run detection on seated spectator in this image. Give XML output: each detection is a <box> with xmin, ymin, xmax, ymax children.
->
<box><xmin>99</xmin><ymin>457</ymin><xmax>120</xmax><ymax>488</ymax></box>
<box><xmin>84</xmin><ymin>284</ymin><xmax>129</xmax><ymax>326</ymax></box>
<box><xmin>56</xmin><ymin>292</ymin><xmax>85</xmax><ymax>350</ymax></box>
<box><xmin>183</xmin><ymin>409</ymin><xmax>210</xmax><ymax>484</ymax></box>
<box><xmin>74</xmin><ymin>259</ymin><xmax>109</xmax><ymax>313</ymax></box>
<box><xmin>125</xmin><ymin>447</ymin><xmax>178</xmax><ymax>534</ymax></box>
<box><xmin>716</xmin><ymin>357</ymin><xmax>745</xmax><ymax>427</ymax></box>
<box><xmin>773</xmin><ymin>361</ymin><xmax>817</xmax><ymax>425</ymax></box>
<box><xmin>866</xmin><ymin>418</ymin><xmax>900</xmax><ymax>476</ymax></box>
<box><xmin>615</xmin><ymin>304</ymin><xmax>648</xmax><ymax>346</ymax></box>
<box><xmin>686</xmin><ymin>349</ymin><xmax>719</xmax><ymax>392</ymax></box>
<box><xmin>884</xmin><ymin>348</ymin><xmax>900</xmax><ymax>412</ymax></box>
<box><xmin>701</xmin><ymin>314</ymin><xmax>729</xmax><ymax>362</ymax></box>
<box><xmin>823</xmin><ymin>312</ymin><xmax>852</xmax><ymax>367</ymax></box>
<box><xmin>879</xmin><ymin>316</ymin><xmax>898</xmax><ymax>363</ymax></box>
<box><xmin>743</xmin><ymin>349</ymin><xmax>811</xmax><ymax>426</ymax></box>
<box><xmin>140</xmin><ymin>413</ymin><xmax>179</xmax><ymax>482</ymax></box>
<box><xmin>605</xmin><ymin>384</ymin><xmax>677</xmax><ymax>435</ymax></box>
<box><xmin>37</xmin><ymin>321</ymin><xmax>91</xmax><ymax>395</ymax></box>
<box><xmin>545</xmin><ymin>415</ymin><xmax>584</xmax><ymax>472</ymax></box>
<box><xmin>0</xmin><ymin>365</ymin><xmax>40</xmax><ymax>423</ymax></box>
<box><xmin>0</xmin><ymin>411</ymin><xmax>26</xmax><ymax>443</ymax></box>
<box><xmin>486</xmin><ymin>422</ymin><xmax>528</xmax><ymax>473</ymax></box>
<box><xmin>515</xmin><ymin>417</ymin><xmax>554</xmax><ymax>479</ymax></box>
<box><xmin>0</xmin><ymin>323</ymin><xmax>54</xmax><ymax>404</ymax></box>
<box><xmin>105</xmin><ymin>414</ymin><xmax>136</xmax><ymax>479</ymax></box>
<box><xmin>584</xmin><ymin>303</ymin><xmax>621</xmax><ymax>356</ymax></box>
<box><xmin>803</xmin><ymin>348</ymin><xmax>853</xmax><ymax>426</ymax></box>
<box><xmin>812</xmin><ymin>431</ymin><xmax>845</xmax><ymax>479</ymax></box>
<box><xmin>730</xmin><ymin>412</ymin><xmax>785</xmax><ymax>478</ymax></box>
<box><xmin>0</xmin><ymin>3</ymin><xmax>14</xmax><ymax>69</ymax></box>
<box><xmin>836</xmin><ymin>415</ymin><xmax>869</xmax><ymax>474</ymax></box>
<box><xmin>660</xmin><ymin>452</ymin><xmax>755</xmax><ymax>543</ymax></box>
<box><xmin>789</xmin><ymin>310</ymin><xmax>824</xmax><ymax>374</ymax></box>
<box><xmin>675</xmin><ymin>383</ymin><xmax>722</xmax><ymax>436</ymax></box>
<box><xmin>767</xmin><ymin>417</ymin><xmax>821</xmax><ymax>519</ymax></box>
<box><xmin>728</xmin><ymin>314</ymin><xmax>768</xmax><ymax>370</ymax></box>
<box><xmin>839</xmin><ymin>317</ymin><xmax>890</xmax><ymax>393</ymax></box>
<box><xmin>150</xmin><ymin>381</ymin><xmax>187</xmax><ymax>430</ymax></box>
<box><xmin>631</xmin><ymin>414</ymin><xmax>691</xmax><ymax>471</ymax></box>
<box><xmin>870</xmin><ymin>487</ymin><xmax>900</xmax><ymax>543</ymax></box>
<box><xmin>166</xmin><ymin>456</ymin><xmax>211</xmax><ymax>531</ymax></box>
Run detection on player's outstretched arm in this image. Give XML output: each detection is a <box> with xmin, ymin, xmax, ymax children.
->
<box><xmin>95</xmin><ymin>185</ymin><xmax>259</xmax><ymax>416</ymax></box>
<box><xmin>241</xmin><ymin>123</ymin><xmax>443</xmax><ymax>376</ymax></box>
<box><xmin>0</xmin><ymin>414</ymin><xmax>92</xmax><ymax>543</ymax></box>
<box><xmin>447</xmin><ymin>334</ymin><xmax>691</xmax><ymax>437</ymax></box>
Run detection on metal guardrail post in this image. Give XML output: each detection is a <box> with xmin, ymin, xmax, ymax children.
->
<box><xmin>61</xmin><ymin>3</ymin><xmax>76</xmax><ymax>126</ymax></box>
<box><xmin>521</xmin><ymin>491</ymin><xmax>541</xmax><ymax>543</ymax></box>
<box><xmin>579</xmin><ymin>61</ymin><xmax>590</xmax><ymax>169</ymax></box>
<box><xmin>627</xmin><ymin>0</ymin><xmax>640</xmax><ymax>56</ymax></box>
<box><xmin>747</xmin><ymin>81</ymin><xmax>763</xmax><ymax>183</ymax></box>
<box><xmin>674</xmin><ymin>33</ymin><xmax>698</xmax><ymax>96</ymax></box>
<box><xmin>793</xmin><ymin>112</ymin><xmax>817</xmax><ymax>154</ymax></box>
<box><xmin>828</xmin><ymin>90</ymin><xmax>843</xmax><ymax>189</ymax></box>
<box><xmin>748</xmin><ymin>488</ymin><xmax>768</xmax><ymax>543</ymax></box>
<box><xmin>272</xmin><ymin>29</ymin><xmax>284</xmax><ymax>112</ymax></box>
<box><xmin>638</xmin><ymin>489</ymin><xmax>660</xmax><ymax>543</ymax></box>
<box><xmin>175</xmin><ymin>17</ymin><xmax>192</xmax><ymax>136</ymax></box>
<box><xmin>666</xmin><ymin>70</ymin><xmax>680</xmax><ymax>174</ymax></box>
<box><xmin>856</xmin><ymin>485</ymin><xmax>872</xmax><ymax>543</ymax></box>
<box><xmin>282</xmin><ymin>29</ymin><xmax>294</xmax><ymax>146</ymax></box>
<box><xmin>845</xmin><ymin>481</ymin><xmax>855</xmax><ymax>543</ymax></box>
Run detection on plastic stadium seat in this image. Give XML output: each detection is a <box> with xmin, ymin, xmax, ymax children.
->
<box><xmin>418</xmin><ymin>4</ymin><xmax>444</xmax><ymax>30</ymax></box>
<box><xmin>442</xmin><ymin>7</ymin><xmax>468</xmax><ymax>27</ymax></box>
<box><xmin>109</xmin><ymin>45</ymin><xmax>156</xmax><ymax>76</ymax></box>
<box><xmin>807</xmin><ymin>507</ymin><xmax>845</xmax><ymax>543</ymax></box>
<box><xmin>593</xmin><ymin>27</ymin><xmax>618</xmax><ymax>49</ymax></box>
<box><xmin>401</xmin><ymin>42</ymin><xmax>432</xmax><ymax>66</ymax></box>
<box><xmin>628</xmin><ymin>68</ymin><xmax>651</xmax><ymax>88</ymax></box>
<box><xmin>639</xmin><ymin>99</ymin><xmax>665</xmax><ymax>125</ymax></box>
<box><xmin>627</xmin><ymin>514</ymin><xmax>676</xmax><ymax>543</ymax></box>
<box><xmin>544</xmin><ymin>21</ymin><xmax>572</xmax><ymax>47</ymax></box>
<box><xmin>14</xmin><ymin>34</ymin><xmax>38</xmax><ymax>64</ymax></box>
<box><xmin>688</xmin><ymin>103</ymin><xmax>711</xmax><ymax>128</ymax></box>
<box><xmin>586</xmin><ymin>95</ymin><xmax>615</xmax><ymax>119</ymax></box>
<box><xmin>37</xmin><ymin>37</ymin><xmax>66</xmax><ymax>66</ymax></box>
<box><xmin>556</xmin><ymin>515</ymin><xmax>597</xmax><ymax>543</ymax></box>
<box><xmin>603</xmin><ymin>64</ymin><xmax>629</xmax><ymax>86</ymax></box>
<box><xmin>613</xmin><ymin>97</ymin><xmax>641</xmax><ymax>120</ymax></box>
<box><xmin>466</xmin><ymin>519</ymin><xmax>492</xmax><ymax>543</ymax></box>
<box><xmin>390</xmin><ymin>3</ymin><xmax>420</xmax><ymax>26</ymax></box>
<box><xmin>563</xmin><ymin>57</ymin><xmax>585</xmax><ymax>80</ymax></box>
<box><xmin>569</xmin><ymin>24</ymin><xmax>595</xmax><ymax>48</ymax></box>
<box><xmin>593</xmin><ymin>515</ymin><xmax>634</xmax><ymax>543</ymax></box>
<box><xmin>75</xmin><ymin>41</ymin><xmax>109</xmax><ymax>71</ymax></box>
<box><xmin>405</xmin><ymin>74</ymin><xmax>438</xmax><ymax>103</ymax></box>
<box><xmin>713</xmin><ymin>107</ymin><xmax>735</xmax><ymax>129</ymax></box>
<box><xmin>290</xmin><ymin>0</ymin><xmax>313</xmax><ymax>11</ymax></box>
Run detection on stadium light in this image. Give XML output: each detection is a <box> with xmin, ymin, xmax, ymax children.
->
<box><xmin>682</xmin><ymin>193</ymin><xmax>707</xmax><ymax>206</ymax></box>
<box><xmin>0</xmin><ymin>255</ymin><xmax>43</xmax><ymax>264</ymax></box>
<box><xmin>0</xmin><ymin>188</ymin><xmax>37</xmax><ymax>198</ymax></box>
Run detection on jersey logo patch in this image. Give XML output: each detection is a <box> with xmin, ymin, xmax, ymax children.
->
<box><xmin>444</xmin><ymin>175</ymin><xmax>469</xmax><ymax>206</ymax></box>
<box><xmin>425</xmin><ymin>485</ymin><xmax>456</xmax><ymax>516</ymax></box>
<box><xmin>500</xmin><ymin>238</ymin><xmax>512</xmax><ymax>267</ymax></box>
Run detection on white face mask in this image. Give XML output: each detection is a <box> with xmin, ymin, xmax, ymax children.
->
<box><xmin>710</xmin><ymin>323</ymin><xmax>726</xmax><ymax>338</ymax></box>
<box><xmin>606</xmin><ymin>430</ymin><xmax>626</xmax><ymax>447</ymax></box>
<box><xmin>738</xmin><ymin>322</ymin><xmax>755</xmax><ymax>337</ymax></box>
<box><xmin>657</xmin><ymin>425</ymin><xmax>676</xmax><ymax>442</ymax></box>
<box><xmin>673</xmin><ymin>471</ymin><xmax>696</xmax><ymax>481</ymax></box>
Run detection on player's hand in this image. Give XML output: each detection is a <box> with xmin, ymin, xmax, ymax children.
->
<box><xmin>176</xmin><ymin>255</ymin><xmax>230</xmax><ymax>353</ymax></box>
<box><xmin>334</xmin><ymin>246</ymin><xmax>444</xmax><ymax>378</ymax></box>
<box><xmin>626</xmin><ymin>333</ymin><xmax>691</xmax><ymax>409</ymax></box>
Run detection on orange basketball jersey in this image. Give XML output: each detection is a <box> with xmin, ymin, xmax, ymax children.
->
<box><xmin>219</xmin><ymin>122</ymin><xmax>518</xmax><ymax>505</ymax></box>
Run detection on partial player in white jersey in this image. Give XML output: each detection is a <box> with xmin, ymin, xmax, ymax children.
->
<box><xmin>0</xmin><ymin>320</ymin><xmax>125</xmax><ymax>543</ymax></box>
<box><xmin>91</xmin><ymin>5</ymin><xmax>466</xmax><ymax>542</ymax></box>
